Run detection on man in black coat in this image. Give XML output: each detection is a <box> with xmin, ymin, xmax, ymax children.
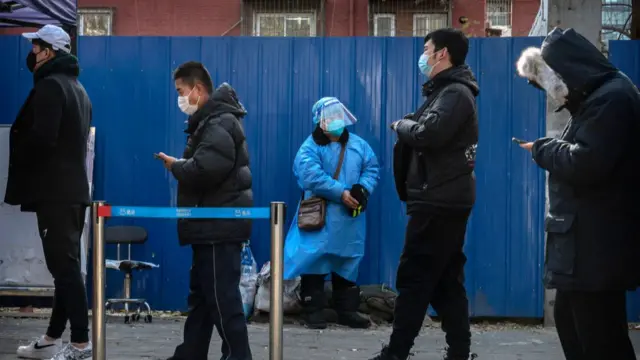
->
<box><xmin>157</xmin><ymin>62</ymin><xmax>253</xmax><ymax>360</ymax></box>
<box><xmin>371</xmin><ymin>28</ymin><xmax>479</xmax><ymax>360</ymax></box>
<box><xmin>5</xmin><ymin>25</ymin><xmax>93</xmax><ymax>360</ymax></box>
<box><xmin>517</xmin><ymin>27</ymin><xmax>640</xmax><ymax>360</ymax></box>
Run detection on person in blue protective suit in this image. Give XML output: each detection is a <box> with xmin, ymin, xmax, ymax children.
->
<box><xmin>283</xmin><ymin>97</ymin><xmax>380</xmax><ymax>330</ymax></box>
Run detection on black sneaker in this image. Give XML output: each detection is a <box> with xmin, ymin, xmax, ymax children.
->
<box><xmin>369</xmin><ymin>346</ymin><xmax>408</xmax><ymax>360</ymax></box>
<box><xmin>444</xmin><ymin>353</ymin><xmax>478</xmax><ymax>360</ymax></box>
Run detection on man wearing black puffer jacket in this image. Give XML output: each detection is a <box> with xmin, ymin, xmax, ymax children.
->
<box><xmin>157</xmin><ymin>62</ymin><xmax>253</xmax><ymax>360</ymax></box>
<box><xmin>371</xmin><ymin>28</ymin><xmax>479</xmax><ymax>360</ymax></box>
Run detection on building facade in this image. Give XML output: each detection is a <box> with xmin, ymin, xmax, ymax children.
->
<box><xmin>13</xmin><ymin>0</ymin><xmax>536</xmax><ymax>38</ymax></box>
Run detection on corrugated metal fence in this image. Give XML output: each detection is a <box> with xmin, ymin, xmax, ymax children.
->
<box><xmin>0</xmin><ymin>36</ymin><xmax>550</xmax><ymax>317</ymax></box>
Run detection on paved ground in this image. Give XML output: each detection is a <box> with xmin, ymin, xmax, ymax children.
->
<box><xmin>1</xmin><ymin>316</ymin><xmax>640</xmax><ymax>360</ymax></box>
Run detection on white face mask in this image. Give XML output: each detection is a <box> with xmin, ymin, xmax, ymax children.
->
<box><xmin>178</xmin><ymin>88</ymin><xmax>199</xmax><ymax>115</ymax></box>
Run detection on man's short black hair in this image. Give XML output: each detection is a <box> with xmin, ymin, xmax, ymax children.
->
<box><xmin>173</xmin><ymin>61</ymin><xmax>214</xmax><ymax>94</ymax></box>
<box><xmin>424</xmin><ymin>28</ymin><xmax>469</xmax><ymax>67</ymax></box>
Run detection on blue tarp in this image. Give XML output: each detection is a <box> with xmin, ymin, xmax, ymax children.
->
<box><xmin>0</xmin><ymin>0</ymin><xmax>76</xmax><ymax>27</ymax></box>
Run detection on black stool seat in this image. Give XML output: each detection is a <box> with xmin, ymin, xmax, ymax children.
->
<box><xmin>105</xmin><ymin>226</ymin><xmax>148</xmax><ymax>244</ymax></box>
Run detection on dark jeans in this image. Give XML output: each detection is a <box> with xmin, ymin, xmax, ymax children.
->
<box><xmin>388</xmin><ymin>209</ymin><xmax>471</xmax><ymax>359</ymax></box>
<box><xmin>173</xmin><ymin>243</ymin><xmax>252</xmax><ymax>360</ymax></box>
<box><xmin>555</xmin><ymin>289</ymin><xmax>637</xmax><ymax>360</ymax></box>
<box><xmin>36</xmin><ymin>204</ymin><xmax>89</xmax><ymax>344</ymax></box>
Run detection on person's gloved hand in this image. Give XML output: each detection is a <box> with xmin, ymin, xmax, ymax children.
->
<box><xmin>348</xmin><ymin>184</ymin><xmax>369</xmax><ymax>217</ymax></box>
<box><xmin>402</xmin><ymin>112</ymin><xmax>414</xmax><ymax>120</ymax></box>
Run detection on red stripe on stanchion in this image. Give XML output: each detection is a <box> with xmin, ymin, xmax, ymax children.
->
<box><xmin>97</xmin><ymin>205</ymin><xmax>112</xmax><ymax>218</ymax></box>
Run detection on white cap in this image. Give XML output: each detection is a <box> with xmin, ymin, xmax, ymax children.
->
<box><xmin>22</xmin><ymin>25</ymin><xmax>71</xmax><ymax>54</ymax></box>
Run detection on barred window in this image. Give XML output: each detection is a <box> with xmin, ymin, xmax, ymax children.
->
<box><xmin>254</xmin><ymin>13</ymin><xmax>315</xmax><ymax>37</ymax></box>
<box><xmin>78</xmin><ymin>8</ymin><xmax>113</xmax><ymax>36</ymax></box>
<box><xmin>413</xmin><ymin>13</ymin><xmax>449</xmax><ymax>37</ymax></box>
<box><xmin>373</xmin><ymin>14</ymin><xmax>396</xmax><ymax>37</ymax></box>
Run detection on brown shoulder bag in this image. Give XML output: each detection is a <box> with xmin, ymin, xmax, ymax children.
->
<box><xmin>297</xmin><ymin>143</ymin><xmax>347</xmax><ymax>231</ymax></box>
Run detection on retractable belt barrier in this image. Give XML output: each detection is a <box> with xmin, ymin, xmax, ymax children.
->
<box><xmin>91</xmin><ymin>201</ymin><xmax>286</xmax><ymax>360</ymax></box>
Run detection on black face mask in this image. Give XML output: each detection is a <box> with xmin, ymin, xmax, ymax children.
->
<box><xmin>26</xmin><ymin>50</ymin><xmax>46</xmax><ymax>73</ymax></box>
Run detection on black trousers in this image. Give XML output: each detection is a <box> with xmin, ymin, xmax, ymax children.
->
<box><xmin>555</xmin><ymin>289</ymin><xmax>637</xmax><ymax>360</ymax></box>
<box><xmin>36</xmin><ymin>204</ymin><xmax>89</xmax><ymax>344</ymax></box>
<box><xmin>173</xmin><ymin>243</ymin><xmax>252</xmax><ymax>360</ymax></box>
<box><xmin>388</xmin><ymin>209</ymin><xmax>471</xmax><ymax>359</ymax></box>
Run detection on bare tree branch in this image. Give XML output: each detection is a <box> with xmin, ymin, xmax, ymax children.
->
<box><xmin>602</xmin><ymin>3</ymin><xmax>632</xmax><ymax>9</ymax></box>
<box><xmin>602</xmin><ymin>25</ymin><xmax>632</xmax><ymax>37</ymax></box>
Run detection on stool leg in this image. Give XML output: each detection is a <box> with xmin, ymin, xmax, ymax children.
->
<box><xmin>143</xmin><ymin>301</ymin><xmax>151</xmax><ymax>315</ymax></box>
<box><xmin>124</xmin><ymin>273</ymin><xmax>131</xmax><ymax>315</ymax></box>
<box><xmin>123</xmin><ymin>272</ymin><xmax>132</xmax><ymax>324</ymax></box>
<box><xmin>143</xmin><ymin>302</ymin><xmax>152</xmax><ymax>323</ymax></box>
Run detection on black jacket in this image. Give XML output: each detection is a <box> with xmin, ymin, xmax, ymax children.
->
<box><xmin>393</xmin><ymin>65</ymin><xmax>479</xmax><ymax>212</ymax></box>
<box><xmin>171</xmin><ymin>83</ymin><xmax>253</xmax><ymax>246</ymax></box>
<box><xmin>4</xmin><ymin>53</ymin><xmax>91</xmax><ymax>211</ymax></box>
<box><xmin>531</xmin><ymin>28</ymin><xmax>640</xmax><ymax>291</ymax></box>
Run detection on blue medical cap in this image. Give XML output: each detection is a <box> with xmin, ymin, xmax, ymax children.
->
<box><xmin>312</xmin><ymin>97</ymin><xmax>340</xmax><ymax>124</ymax></box>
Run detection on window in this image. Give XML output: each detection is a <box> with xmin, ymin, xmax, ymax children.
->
<box><xmin>78</xmin><ymin>8</ymin><xmax>113</xmax><ymax>36</ymax></box>
<box><xmin>413</xmin><ymin>14</ymin><xmax>448</xmax><ymax>37</ymax></box>
<box><xmin>373</xmin><ymin>14</ymin><xmax>395</xmax><ymax>36</ymax></box>
<box><xmin>601</xmin><ymin>0</ymin><xmax>632</xmax><ymax>41</ymax></box>
<box><xmin>254</xmin><ymin>13</ymin><xmax>315</xmax><ymax>37</ymax></box>
<box><xmin>486</xmin><ymin>0</ymin><xmax>512</xmax><ymax>28</ymax></box>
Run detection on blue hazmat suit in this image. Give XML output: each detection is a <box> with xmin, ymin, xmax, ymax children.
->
<box><xmin>283</xmin><ymin>100</ymin><xmax>379</xmax><ymax>283</ymax></box>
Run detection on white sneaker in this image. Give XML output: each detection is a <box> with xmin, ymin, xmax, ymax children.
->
<box><xmin>17</xmin><ymin>336</ymin><xmax>63</xmax><ymax>359</ymax></box>
<box><xmin>49</xmin><ymin>342</ymin><xmax>93</xmax><ymax>360</ymax></box>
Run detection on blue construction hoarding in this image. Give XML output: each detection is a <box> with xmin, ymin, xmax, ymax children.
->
<box><xmin>1</xmin><ymin>35</ymin><xmax>633</xmax><ymax>319</ymax></box>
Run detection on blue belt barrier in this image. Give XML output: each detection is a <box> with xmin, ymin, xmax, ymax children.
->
<box><xmin>108</xmin><ymin>206</ymin><xmax>271</xmax><ymax>219</ymax></box>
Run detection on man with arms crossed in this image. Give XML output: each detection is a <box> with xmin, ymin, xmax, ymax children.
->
<box><xmin>7</xmin><ymin>25</ymin><xmax>93</xmax><ymax>360</ymax></box>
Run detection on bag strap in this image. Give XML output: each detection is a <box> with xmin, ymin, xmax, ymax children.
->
<box><xmin>332</xmin><ymin>143</ymin><xmax>347</xmax><ymax>180</ymax></box>
<box><xmin>300</xmin><ymin>143</ymin><xmax>347</xmax><ymax>201</ymax></box>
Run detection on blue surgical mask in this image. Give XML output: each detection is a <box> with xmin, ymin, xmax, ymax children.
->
<box><xmin>418</xmin><ymin>53</ymin><xmax>430</xmax><ymax>76</ymax></box>
<box><xmin>418</xmin><ymin>51</ymin><xmax>442</xmax><ymax>78</ymax></box>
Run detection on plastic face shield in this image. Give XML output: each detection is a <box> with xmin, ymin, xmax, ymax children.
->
<box><xmin>314</xmin><ymin>98</ymin><xmax>358</xmax><ymax>132</ymax></box>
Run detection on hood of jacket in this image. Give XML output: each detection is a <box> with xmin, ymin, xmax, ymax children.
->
<box><xmin>186</xmin><ymin>82</ymin><xmax>247</xmax><ymax>134</ymax></box>
<box><xmin>423</xmin><ymin>64</ymin><xmax>480</xmax><ymax>98</ymax></box>
<box><xmin>33</xmin><ymin>52</ymin><xmax>80</xmax><ymax>84</ymax></box>
<box><xmin>517</xmin><ymin>28</ymin><xmax>618</xmax><ymax>111</ymax></box>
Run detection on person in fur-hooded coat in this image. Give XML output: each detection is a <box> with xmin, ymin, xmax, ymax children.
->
<box><xmin>516</xmin><ymin>27</ymin><xmax>640</xmax><ymax>360</ymax></box>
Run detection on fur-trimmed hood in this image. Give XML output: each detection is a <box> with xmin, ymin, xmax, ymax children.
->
<box><xmin>516</xmin><ymin>28</ymin><xmax>618</xmax><ymax>110</ymax></box>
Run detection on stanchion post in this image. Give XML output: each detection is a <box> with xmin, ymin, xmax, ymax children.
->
<box><xmin>92</xmin><ymin>201</ymin><xmax>106</xmax><ymax>360</ymax></box>
<box><xmin>269</xmin><ymin>202</ymin><xmax>286</xmax><ymax>360</ymax></box>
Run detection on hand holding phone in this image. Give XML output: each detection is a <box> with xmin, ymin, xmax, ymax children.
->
<box><xmin>513</xmin><ymin>138</ymin><xmax>534</xmax><ymax>152</ymax></box>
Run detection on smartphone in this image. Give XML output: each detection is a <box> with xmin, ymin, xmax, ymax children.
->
<box><xmin>512</xmin><ymin>137</ymin><xmax>527</xmax><ymax>145</ymax></box>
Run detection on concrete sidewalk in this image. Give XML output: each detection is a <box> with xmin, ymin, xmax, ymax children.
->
<box><xmin>1</xmin><ymin>316</ymin><xmax>639</xmax><ymax>360</ymax></box>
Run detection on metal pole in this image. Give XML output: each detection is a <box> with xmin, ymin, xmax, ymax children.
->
<box><xmin>269</xmin><ymin>202</ymin><xmax>286</xmax><ymax>360</ymax></box>
<box><xmin>92</xmin><ymin>201</ymin><xmax>106</xmax><ymax>360</ymax></box>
